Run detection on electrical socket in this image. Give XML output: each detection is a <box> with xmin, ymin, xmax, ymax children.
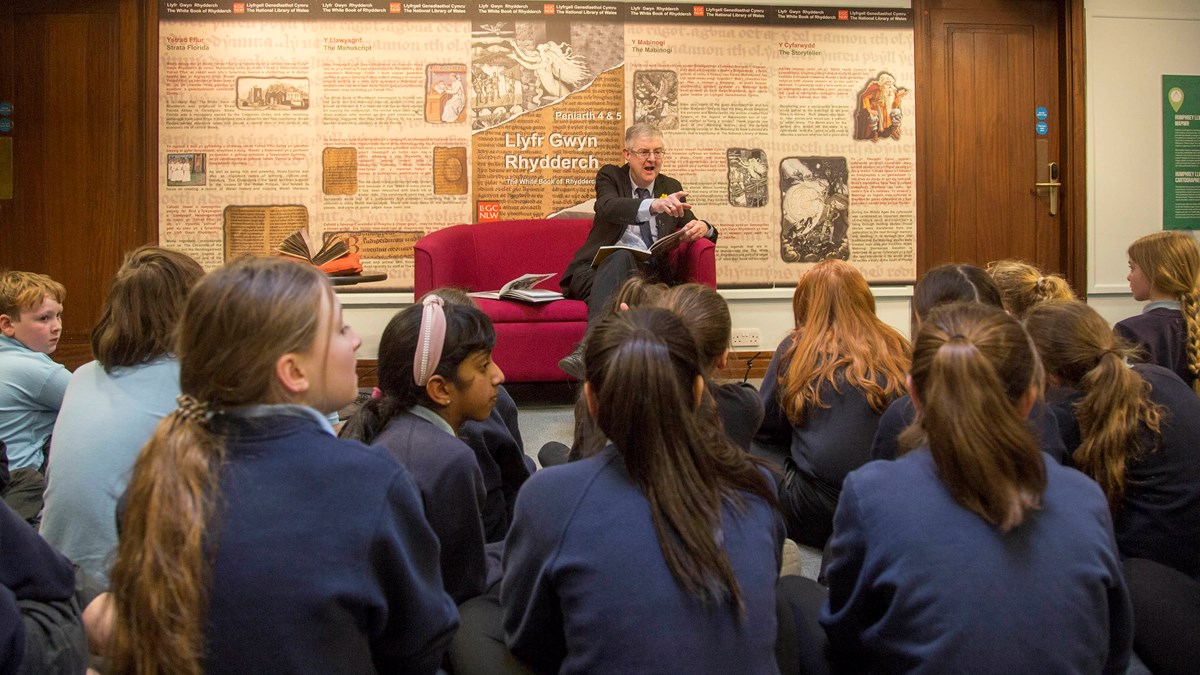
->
<box><xmin>731</xmin><ymin>328</ymin><xmax>760</xmax><ymax>348</ymax></box>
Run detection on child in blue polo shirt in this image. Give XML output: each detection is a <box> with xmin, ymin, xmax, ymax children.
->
<box><xmin>0</xmin><ymin>270</ymin><xmax>69</xmax><ymax>524</ymax></box>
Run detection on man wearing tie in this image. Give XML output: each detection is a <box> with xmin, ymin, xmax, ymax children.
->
<box><xmin>558</xmin><ymin>123</ymin><xmax>717</xmax><ymax>377</ymax></box>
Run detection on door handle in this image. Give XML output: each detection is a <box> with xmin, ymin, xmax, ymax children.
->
<box><xmin>1034</xmin><ymin>162</ymin><xmax>1060</xmax><ymax>216</ymax></box>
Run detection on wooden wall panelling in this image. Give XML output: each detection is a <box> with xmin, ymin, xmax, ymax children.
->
<box><xmin>0</xmin><ymin>0</ymin><xmax>152</xmax><ymax>369</ymax></box>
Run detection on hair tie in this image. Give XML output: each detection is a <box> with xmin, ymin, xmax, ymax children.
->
<box><xmin>371</xmin><ymin>387</ymin><xmax>383</xmax><ymax>400</ymax></box>
<box><xmin>414</xmin><ymin>295</ymin><xmax>447</xmax><ymax>387</ymax></box>
<box><xmin>175</xmin><ymin>394</ymin><xmax>211</xmax><ymax>425</ymax></box>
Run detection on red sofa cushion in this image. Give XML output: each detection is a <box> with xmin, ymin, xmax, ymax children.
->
<box><xmin>472</xmin><ymin>297</ymin><xmax>587</xmax><ymax>323</ymax></box>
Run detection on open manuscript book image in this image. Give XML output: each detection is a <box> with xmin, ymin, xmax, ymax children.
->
<box><xmin>590</xmin><ymin>227</ymin><xmax>685</xmax><ymax>268</ymax></box>
<box><xmin>278</xmin><ymin>229</ymin><xmax>363</xmax><ymax>276</ymax></box>
<box><xmin>469</xmin><ymin>273</ymin><xmax>563</xmax><ymax>303</ymax></box>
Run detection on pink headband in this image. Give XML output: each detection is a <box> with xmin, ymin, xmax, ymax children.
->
<box><xmin>414</xmin><ymin>295</ymin><xmax>447</xmax><ymax>386</ymax></box>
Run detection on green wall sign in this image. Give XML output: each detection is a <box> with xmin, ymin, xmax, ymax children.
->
<box><xmin>1164</xmin><ymin>75</ymin><xmax>1200</xmax><ymax>230</ymax></box>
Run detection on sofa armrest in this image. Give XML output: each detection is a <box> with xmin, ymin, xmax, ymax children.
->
<box><xmin>673</xmin><ymin>238</ymin><xmax>717</xmax><ymax>288</ymax></box>
<box><xmin>414</xmin><ymin>229</ymin><xmax>480</xmax><ymax>297</ymax></box>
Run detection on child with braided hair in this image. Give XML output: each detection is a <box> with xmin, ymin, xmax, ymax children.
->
<box><xmin>1117</xmin><ymin>231</ymin><xmax>1200</xmax><ymax>393</ymax></box>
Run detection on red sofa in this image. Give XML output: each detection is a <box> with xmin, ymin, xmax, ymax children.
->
<box><xmin>413</xmin><ymin>218</ymin><xmax>716</xmax><ymax>382</ymax></box>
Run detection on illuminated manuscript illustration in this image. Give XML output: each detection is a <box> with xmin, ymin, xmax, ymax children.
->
<box><xmin>780</xmin><ymin>157</ymin><xmax>850</xmax><ymax>263</ymax></box>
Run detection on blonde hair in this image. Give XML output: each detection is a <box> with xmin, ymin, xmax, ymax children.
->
<box><xmin>1025</xmin><ymin>300</ymin><xmax>1163</xmax><ymax>509</ymax></box>
<box><xmin>986</xmin><ymin>259</ymin><xmax>1075</xmax><ymax>318</ymax></box>
<box><xmin>781</xmin><ymin>259</ymin><xmax>909</xmax><ymax>423</ymax></box>
<box><xmin>1128</xmin><ymin>231</ymin><xmax>1200</xmax><ymax>393</ymax></box>
<box><xmin>902</xmin><ymin>303</ymin><xmax>1046</xmax><ymax>532</ymax></box>
<box><xmin>108</xmin><ymin>257</ymin><xmax>332</xmax><ymax>675</ymax></box>
<box><xmin>611</xmin><ymin>274</ymin><xmax>668</xmax><ymax>314</ymax></box>
<box><xmin>0</xmin><ymin>270</ymin><xmax>65</xmax><ymax>318</ymax></box>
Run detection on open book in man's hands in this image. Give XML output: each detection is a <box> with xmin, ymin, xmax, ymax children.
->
<box><xmin>469</xmin><ymin>273</ymin><xmax>563</xmax><ymax>303</ymax></box>
<box><xmin>278</xmin><ymin>229</ymin><xmax>363</xmax><ymax>276</ymax></box>
<box><xmin>590</xmin><ymin>227</ymin><xmax>686</xmax><ymax>269</ymax></box>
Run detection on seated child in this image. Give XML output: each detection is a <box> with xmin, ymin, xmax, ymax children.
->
<box><xmin>1116</xmin><ymin>231</ymin><xmax>1200</xmax><ymax>392</ymax></box>
<box><xmin>987</xmin><ymin>258</ymin><xmax>1076</xmax><ymax>318</ymax></box>
<box><xmin>655</xmin><ymin>283</ymin><xmax>763</xmax><ymax>450</ymax></box>
<box><xmin>0</xmin><ymin>500</ymin><xmax>87</xmax><ymax>673</ymax></box>
<box><xmin>755</xmin><ymin>260</ymin><xmax>909</xmax><ymax>548</ymax></box>
<box><xmin>41</xmin><ymin>246</ymin><xmax>204</xmax><ymax>585</ymax></box>
<box><xmin>341</xmin><ymin>294</ymin><xmax>505</xmax><ymax>603</ymax></box>
<box><xmin>0</xmin><ymin>270</ymin><xmax>69</xmax><ymax>524</ymax></box>
<box><xmin>538</xmin><ymin>275</ymin><xmax>669</xmax><ymax>468</ymax></box>
<box><xmin>821</xmin><ymin>303</ymin><xmax>1131</xmax><ymax>673</ymax></box>
<box><xmin>1026</xmin><ymin>300</ymin><xmax>1200</xmax><ymax>578</ymax></box>
<box><xmin>870</xmin><ymin>263</ymin><xmax>1068</xmax><ymax>464</ymax></box>
<box><xmin>503</xmin><ymin>308</ymin><xmax>783</xmax><ymax>673</ymax></box>
<box><xmin>103</xmin><ymin>257</ymin><xmax>457</xmax><ymax>673</ymax></box>
<box><xmin>433</xmin><ymin>288</ymin><xmax>531</xmax><ymax>543</ymax></box>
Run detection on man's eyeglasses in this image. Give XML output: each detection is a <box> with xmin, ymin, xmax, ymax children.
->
<box><xmin>630</xmin><ymin>149</ymin><xmax>667</xmax><ymax>159</ymax></box>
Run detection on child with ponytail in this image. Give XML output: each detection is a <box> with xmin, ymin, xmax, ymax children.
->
<box><xmin>870</xmin><ymin>263</ymin><xmax>1068</xmax><ymax>464</ymax></box>
<box><xmin>1117</xmin><ymin>231</ymin><xmax>1200</xmax><ymax>392</ymax></box>
<box><xmin>986</xmin><ymin>259</ymin><xmax>1076</xmax><ymax>318</ymax></box>
<box><xmin>655</xmin><ymin>282</ymin><xmax>763</xmax><ymax>450</ymax></box>
<box><xmin>821</xmin><ymin>302</ymin><xmax>1131</xmax><ymax>673</ymax></box>
<box><xmin>537</xmin><ymin>274</ymin><xmax>669</xmax><ymax>467</ymax></box>
<box><xmin>106</xmin><ymin>257</ymin><xmax>457</xmax><ymax>674</ymax></box>
<box><xmin>502</xmin><ymin>308</ymin><xmax>783</xmax><ymax>674</ymax></box>
<box><xmin>340</xmin><ymin>293</ymin><xmax>505</xmax><ymax>604</ymax></box>
<box><xmin>1026</xmin><ymin>300</ymin><xmax>1200</xmax><ymax>578</ymax></box>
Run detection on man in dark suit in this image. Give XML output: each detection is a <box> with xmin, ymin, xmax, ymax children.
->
<box><xmin>558</xmin><ymin>123</ymin><xmax>717</xmax><ymax>376</ymax></box>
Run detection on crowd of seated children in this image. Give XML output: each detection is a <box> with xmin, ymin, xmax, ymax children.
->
<box><xmin>755</xmin><ymin>258</ymin><xmax>909</xmax><ymax>548</ymax></box>
<box><xmin>987</xmin><ymin>258</ymin><xmax>1076</xmax><ymax>318</ymax></box>
<box><xmin>339</xmin><ymin>292</ymin><xmax>504</xmax><ymax>604</ymax></box>
<box><xmin>95</xmin><ymin>257</ymin><xmax>458</xmax><ymax>673</ymax></box>
<box><xmin>8</xmin><ymin>228</ymin><xmax>1200</xmax><ymax>673</ymax></box>
<box><xmin>870</xmin><ymin>263</ymin><xmax>1068</xmax><ymax>465</ymax></box>
<box><xmin>1117</xmin><ymin>230</ymin><xmax>1200</xmax><ymax>392</ymax></box>
<box><xmin>1025</xmin><ymin>300</ymin><xmax>1200</xmax><ymax>579</ymax></box>
<box><xmin>818</xmin><ymin>302</ymin><xmax>1132</xmax><ymax>673</ymax></box>
<box><xmin>40</xmin><ymin>246</ymin><xmax>204</xmax><ymax>586</ymax></box>
<box><xmin>0</xmin><ymin>271</ymin><xmax>68</xmax><ymax>524</ymax></box>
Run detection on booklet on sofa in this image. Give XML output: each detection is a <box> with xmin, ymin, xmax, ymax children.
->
<box><xmin>590</xmin><ymin>227</ymin><xmax>685</xmax><ymax>269</ymax></box>
<box><xmin>469</xmin><ymin>273</ymin><xmax>563</xmax><ymax>303</ymax></box>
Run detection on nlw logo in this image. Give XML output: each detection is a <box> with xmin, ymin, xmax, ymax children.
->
<box><xmin>477</xmin><ymin>201</ymin><xmax>502</xmax><ymax>222</ymax></box>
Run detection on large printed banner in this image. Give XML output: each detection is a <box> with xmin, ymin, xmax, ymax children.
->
<box><xmin>158</xmin><ymin>1</ymin><xmax>915</xmax><ymax>289</ymax></box>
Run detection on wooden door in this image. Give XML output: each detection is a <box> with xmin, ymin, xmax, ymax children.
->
<box><xmin>916</xmin><ymin>0</ymin><xmax>1085</xmax><ymax>289</ymax></box>
<box><xmin>0</xmin><ymin>0</ymin><xmax>154</xmax><ymax>368</ymax></box>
